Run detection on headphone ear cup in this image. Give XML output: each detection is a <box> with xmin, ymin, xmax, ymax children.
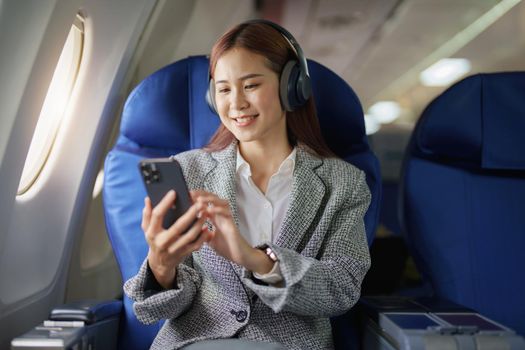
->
<box><xmin>206</xmin><ymin>79</ymin><xmax>218</xmax><ymax>114</ymax></box>
<box><xmin>279</xmin><ymin>60</ymin><xmax>298</xmax><ymax>112</ymax></box>
<box><xmin>297</xmin><ymin>70</ymin><xmax>312</xmax><ymax>106</ymax></box>
<box><xmin>280</xmin><ymin>60</ymin><xmax>311</xmax><ymax>112</ymax></box>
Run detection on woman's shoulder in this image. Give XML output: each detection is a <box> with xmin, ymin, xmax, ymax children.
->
<box><xmin>172</xmin><ymin>142</ymin><xmax>236</xmax><ymax>167</ymax></box>
<box><xmin>319</xmin><ymin>156</ymin><xmax>365</xmax><ymax>181</ymax></box>
<box><xmin>314</xmin><ymin>156</ymin><xmax>368</xmax><ymax>198</ymax></box>
<box><xmin>298</xmin><ymin>144</ymin><xmax>363</xmax><ymax>179</ymax></box>
<box><xmin>170</xmin><ymin>148</ymin><xmax>215</xmax><ymax>187</ymax></box>
<box><xmin>171</xmin><ymin>148</ymin><xmax>212</xmax><ymax>166</ymax></box>
<box><xmin>315</xmin><ymin>157</ymin><xmax>370</xmax><ymax>207</ymax></box>
<box><xmin>297</xmin><ymin>145</ymin><xmax>365</xmax><ymax>187</ymax></box>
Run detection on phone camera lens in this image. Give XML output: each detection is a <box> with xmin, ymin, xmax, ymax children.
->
<box><xmin>141</xmin><ymin>163</ymin><xmax>153</xmax><ymax>183</ymax></box>
<box><xmin>140</xmin><ymin>162</ymin><xmax>161</xmax><ymax>183</ymax></box>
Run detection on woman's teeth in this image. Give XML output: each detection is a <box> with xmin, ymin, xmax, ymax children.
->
<box><xmin>235</xmin><ymin>115</ymin><xmax>257</xmax><ymax>123</ymax></box>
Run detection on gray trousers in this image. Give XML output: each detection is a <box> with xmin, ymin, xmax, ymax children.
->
<box><xmin>182</xmin><ymin>339</ymin><xmax>287</xmax><ymax>349</ymax></box>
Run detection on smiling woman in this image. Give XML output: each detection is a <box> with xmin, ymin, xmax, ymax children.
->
<box><xmin>204</xmin><ymin>21</ymin><xmax>334</xmax><ymax>159</ymax></box>
<box><xmin>123</xmin><ymin>20</ymin><xmax>372</xmax><ymax>350</ymax></box>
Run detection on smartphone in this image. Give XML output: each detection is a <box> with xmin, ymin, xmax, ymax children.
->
<box><xmin>138</xmin><ymin>157</ymin><xmax>193</xmax><ymax>229</ymax></box>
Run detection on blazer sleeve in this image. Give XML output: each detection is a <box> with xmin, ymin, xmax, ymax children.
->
<box><xmin>241</xmin><ymin>171</ymin><xmax>371</xmax><ymax>317</ymax></box>
<box><xmin>123</xmin><ymin>256</ymin><xmax>201</xmax><ymax>324</ymax></box>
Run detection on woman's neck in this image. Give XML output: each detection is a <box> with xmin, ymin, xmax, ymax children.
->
<box><xmin>238</xmin><ymin>138</ymin><xmax>293</xmax><ymax>178</ymax></box>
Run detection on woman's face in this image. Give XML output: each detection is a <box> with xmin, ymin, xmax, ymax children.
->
<box><xmin>213</xmin><ymin>47</ymin><xmax>287</xmax><ymax>145</ymax></box>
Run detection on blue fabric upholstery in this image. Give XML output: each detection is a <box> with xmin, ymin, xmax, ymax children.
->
<box><xmin>400</xmin><ymin>72</ymin><xmax>525</xmax><ymax>336</ymax></box>
<box><xmin>414</xmin><ymin>72</ymin><xmax>525</xmax><ymax>170</ymax></box>
<box><xmin>103</xmin><ymin>55</ymin><xmax>381</xmax><ymax>349</ymax></box>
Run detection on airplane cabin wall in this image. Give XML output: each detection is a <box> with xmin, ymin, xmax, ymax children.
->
<box><xmin>0</xmin><ymin>0</ymin><xmax>83</xmax><ymax>345</ymax></box>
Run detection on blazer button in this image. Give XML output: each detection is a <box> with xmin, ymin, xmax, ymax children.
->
<box><xmin>235</xmin><ymin>310</ymin><xmax>247</xmax><ymax>322</ymax></box>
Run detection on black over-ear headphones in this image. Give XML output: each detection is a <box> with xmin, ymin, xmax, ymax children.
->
<box><xmin>206</xmin><ymin>19</ymin><xmax>311</xmax><ymax>114</ymax></box>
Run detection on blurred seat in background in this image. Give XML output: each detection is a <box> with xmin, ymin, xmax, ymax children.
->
<box><xmin>362</xmin><ymin>126</ymin><xmax>414</xmax><ymax>296</ymax></box>
<box><xmin>399</xmin><ymin>72</ymin><xmax>525</xmax><ymax>336</ymax></box>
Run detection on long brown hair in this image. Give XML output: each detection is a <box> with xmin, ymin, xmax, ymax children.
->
<box><xmin>204</xmin><ymin>21</ymin><xmax>335</xmax><ymax>158</ymax></box>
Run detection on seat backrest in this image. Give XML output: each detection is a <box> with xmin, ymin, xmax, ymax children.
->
<box><xmin>399</xmin><ymin>72</ymin><xmax>525</xmax><ymax>336</ymax></box>
<box><xmin>103</xmin><ymin>55</ymin><xmax>381</xmax><ymax>349</ymax></box>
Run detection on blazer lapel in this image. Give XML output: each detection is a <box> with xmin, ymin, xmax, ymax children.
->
<box><xmin>275</xmin><ymin>145</ymin><xmax>326</xmax><ymax>251</ymax></box>
<box><xmin>202</xmin><ymin>142</ymin><xmax>248</xmax><ymax>278</ymax></box>
<box><xmin>203</xmin><ymin>142</ymin><xmax>240</xmax><ymax>227</ymax></box>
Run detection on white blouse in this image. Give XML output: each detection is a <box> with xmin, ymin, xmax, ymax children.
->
<box><xmin>235</xmin><ymin>147</ymin><xmax>297</xmax><ymax>284</ymax></box>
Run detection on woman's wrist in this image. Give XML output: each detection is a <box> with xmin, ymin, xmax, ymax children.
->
<box><xmin>239</xmin><ymin>246</ymin><xmax>274</xmax><ymax>275</ymax></box>
<box><xmin>147</xmin><ymin>252</ymin><xmax>178</xmax><ymax>289</ymax></box>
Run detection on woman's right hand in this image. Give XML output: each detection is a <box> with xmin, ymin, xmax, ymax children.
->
<box><xmin>142</xmin><ymin>190</ymin><xmax>211</xmax><ymax>289</ymax></box>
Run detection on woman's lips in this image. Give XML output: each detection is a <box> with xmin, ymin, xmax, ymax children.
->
<box><xmin>232</xmin><ymin>114</ymin><xmax>258</xmax><ymax>127</ymax></box>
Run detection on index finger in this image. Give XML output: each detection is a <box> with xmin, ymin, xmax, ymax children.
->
<box><xmin>149</xmin><ymin>190</ymin><xmax>176</xmax><ymax>231</ymax></box>
<box><xmin>190</xmin><ymin>190</ymin><xmax>221</xmax><ymax>203</ymax></box>
<box><xmin>190</xmin><ymin>190</ymin><xmax>209</xmax><ymax>202</ymax></box>
<box><xmin>141</xmin><ymin>197</ymin><xmax>152</xmax><ymax>231</ymax></box>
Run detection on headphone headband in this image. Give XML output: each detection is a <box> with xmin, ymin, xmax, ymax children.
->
<box><xmin>241</xmin><ymin>19</ymin><xmax>310</xmax><ymax>77</ymax></box>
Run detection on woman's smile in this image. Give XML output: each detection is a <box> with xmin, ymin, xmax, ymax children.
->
<box><xmin>232</xmin><ymin>114</ymin><xmax>259</xmax><ymax>127</ymax></box>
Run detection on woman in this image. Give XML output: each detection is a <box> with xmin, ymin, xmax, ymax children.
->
<box><xmin>124</xmin><ymin>20</ymin><xmax>371</xmax><ymax>350</ymax></box>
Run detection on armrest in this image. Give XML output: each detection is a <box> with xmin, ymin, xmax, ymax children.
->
<box><xmin>11</xmin><ymin>299</ymin><xmax>122</xmax><ymax>350</ymax></box>
<box><xmin>359</xmin><ymin>295</ymin><xmax>525</xmax><ymax>350</ymax></box>
<box><xmin>49</xmin><ymin>299</ymin><xmax>122</xmax><ymax>324</ymax></box>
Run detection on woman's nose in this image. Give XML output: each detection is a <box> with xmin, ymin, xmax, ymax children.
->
<box><xmin>230</xmin><ymin>90</ymin><xmax>249</xmax><ymax>110</ymax></box>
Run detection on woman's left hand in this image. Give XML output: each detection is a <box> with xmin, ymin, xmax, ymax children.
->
<box><xmin>190</xmin><ymin>190</ymin><xmax>251</xmax><ymax>264</ymax></box>
<box><xmin>191</xmin><ymin>190</ymin><xmax>275</xmax><ymax>275</ymax></box>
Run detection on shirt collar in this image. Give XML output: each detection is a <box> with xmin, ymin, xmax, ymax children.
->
<box><xmin>236</xmin><ymin>146</ymin><xmax>297</xmax><ymax>177</ymax></box>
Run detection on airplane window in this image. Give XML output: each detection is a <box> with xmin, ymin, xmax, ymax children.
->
<box><xmin>92</xmin><ymin>169</ymin><xmax>104</xmax><ymax>198</ymax></box>
<box><xmin>17</xmin><ymin>14</ymin><xmax>84</xmax><ymax>195</ymax></box>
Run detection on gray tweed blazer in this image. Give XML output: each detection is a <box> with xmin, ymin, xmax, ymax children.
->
<box><xmin>124</xmin><ymin>142</ymin><xmax>371</xmax><ymax>350</ymax></box>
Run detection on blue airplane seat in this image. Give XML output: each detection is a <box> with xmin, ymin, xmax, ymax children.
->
<box><xmin>399</xmin><ymin>72</ymin><xmax>525</xmax><ymax>336</ymax></box>
<box><xmin>103</xmin><ymin>55</ymin><xmax>381</xmax><ymax>349</ymax></box>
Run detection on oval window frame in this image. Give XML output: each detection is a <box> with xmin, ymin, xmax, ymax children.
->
<box><xmin>17</xmin><ymin>14</ymin><xmax>85</xmax><ymax>195</ymax></box>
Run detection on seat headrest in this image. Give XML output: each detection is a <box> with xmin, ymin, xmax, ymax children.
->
<box><xmin>119</xmin><ymin>55</ymin><xmax>368</xmax><ymax>158</ymax></box>
<box><xmin>307</xmin><ymin>60</ymin><xmax>368</xmax><ymax>157</ymax></box>
<box><xmin>415</xmin><ymin>72</ymin><xmax>525</xmax><ymax>170</ymax></box>
<box><xmin>120</xmin><ymin>56</ymin><xmax>219</xmax><ymax>152</ymax></box>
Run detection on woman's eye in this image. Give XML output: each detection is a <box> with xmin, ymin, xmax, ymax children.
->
<box><xmin>217</xmin><ymin>88</ymin><xmax>230</xmax><ymax>94</ymax></box>
<box><xmin>244</xmin><ymin>83</ymin><xmax>259</xmax><ymax>90</ymax></box>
